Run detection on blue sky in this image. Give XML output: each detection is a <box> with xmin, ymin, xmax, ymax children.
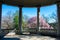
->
<box><xmin>2</xmin><ymin>4</ymin><xmax>57</xmax><ymax>23</ymax></box>
<box><xmin>22</xmin><ymin>4</ymin><xmax>57</xmax><ymax>23</ymax></box>
<box><xmin>2</xmin><ymin>4</ymin><xmax>19</xmax><ymax>16</ymax></box>
<box><xmin>22</xmin><ymin>8</ymin><xmax>37</xmax><ymax>18</ymax></box>
<box><xmin>40</xmin><ymin>4</ymin><xmax>57</xmax><ymax>23</ymax></box>
<box><xmin>40</xmin><ymin>4</ymin><xmax>57</xmax><ymax>17</ymax></box>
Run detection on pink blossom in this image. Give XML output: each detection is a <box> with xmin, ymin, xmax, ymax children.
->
<box><xmin>27</xmin><ymin>16</ymin><xmax>53</xmax><ymax>29</ymax></box>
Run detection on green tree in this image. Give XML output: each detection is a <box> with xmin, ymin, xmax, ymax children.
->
<box><xmin>13</xmin><ymin>11</ymin><xmax>19</xmax><ymax>30</ymax></box>
<box><xmin>13</xmin><ymin>10</ymin><xmax>29</xmax><ymax>31</ymax></box>
<box><xmin>22</xmin><ymin>16</ymin><xmax>27</xmax><ymax>30</ymax></box>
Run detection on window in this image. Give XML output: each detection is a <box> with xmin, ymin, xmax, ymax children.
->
<box><xmin>22</xmin><ymin>8</ymin><xmax>37</xmax><ymax>33</ymax></box>
<box><xmin>1</xmin><ymin>4</ymin><xmax>19</xmax><ymax>29</ymax></box>
<box><xmin>39</xmin><ymin>4</ymin><xmax>58</xmax><ymax>33</ymax></box>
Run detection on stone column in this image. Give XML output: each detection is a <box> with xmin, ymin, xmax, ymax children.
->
<box><xmin>57</xmin><ymin>3</ymin><xmax>60</xmax><ymax>37</ymax></box>
<box><xmin>0</xmin><ymin>2</ymin><xmax>2</xmax><ymax>31</ymax></box>
<box><xmin>19</xmin><ymin>7</ymin><xmax>22</xmax><ymax>34</ymax></box>
<box><xmin>37</xmin><ymin>7</ymin><xmax>40</xmax><ymax>33</ymax></box>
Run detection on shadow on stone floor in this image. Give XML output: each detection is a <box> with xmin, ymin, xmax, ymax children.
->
<box><xmin>1</xmin><ymin>38</ymin><xmax>20</xmax><ymax>40</ymax></box>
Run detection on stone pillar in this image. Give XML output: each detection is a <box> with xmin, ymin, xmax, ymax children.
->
<box><xmin>57</xmin><ymin>3</ymin><xmax>60</xmax><ymax>37</ymax></box>
<box><xmin>19</xmin><ymin>7</ymin><xmax>22</xmax><ymax>34</ymax></box>
<box><xmin>0</xmin><ymin>2</ymin><xmax>2</xmax><ymax>31</ymax></box>
<box><xmin>37</xmin><ymin>7</ymin><xmax>40</xmax><ymax>32</ymax></box>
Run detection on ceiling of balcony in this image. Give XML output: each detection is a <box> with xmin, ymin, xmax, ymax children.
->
<box><xmin>0</xmin><ymin>0</ymin><xmax>60</xmax><ymax>7</ymax></box>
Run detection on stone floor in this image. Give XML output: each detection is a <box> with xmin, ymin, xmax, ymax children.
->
<box><xmin>4</xmin><ymin>34</ymin><xmax>56</xmax><ymax>40</ymax></box>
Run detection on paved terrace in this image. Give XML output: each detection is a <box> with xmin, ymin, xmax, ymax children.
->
<box><xmin>0</xmin><ymin>32</ymin><xmax>57</xmax><ymax>40</ymax></box>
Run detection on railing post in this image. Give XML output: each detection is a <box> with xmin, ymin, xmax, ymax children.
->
<box><xmin>0</xmin><ymin>2</ymin><xmax>2</xmax><ymax>31</ymax></box>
